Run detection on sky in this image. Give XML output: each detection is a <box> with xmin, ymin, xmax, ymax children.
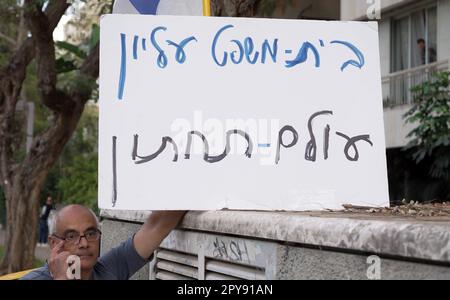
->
<box><xmin>53</xmin><ymin>14</ymin><xmax>71</xmax><ymax>41</ymax></box>
<box><xmin>53</xmin><ymin>1</ymin><xmax>87</xmax><ymax>42</ymax></box>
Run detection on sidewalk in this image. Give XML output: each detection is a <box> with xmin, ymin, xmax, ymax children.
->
<box><xmin>0</xmin><ymin>229</ymin><xmax>50</xmax><ymax>262</ymax></box>
<box><xmin>34</xmin><ymin>245</ymin><xmax>50</xmax><ymax>262</ymax></box>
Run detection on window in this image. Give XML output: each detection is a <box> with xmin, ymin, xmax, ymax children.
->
<box><xmin>391</xmin><ymin>6</ymin><xmax>437</xmax><ymax>72</ymax></box>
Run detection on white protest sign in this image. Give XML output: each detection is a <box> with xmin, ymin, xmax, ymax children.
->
<box><xmin>99</xmin><ymin>15</ymin><xmax>389</xmax><ymax>211</ymax></box>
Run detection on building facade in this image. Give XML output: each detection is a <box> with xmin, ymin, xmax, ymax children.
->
<box><xmin>343</xmin><ymin>0</ymin><xmax>450</xmax><ymax>149</ymax></box>
<box><xmin>347</xmin><ymin>0</ymin><xmax>450</xmax><ymax>202</ymax></box>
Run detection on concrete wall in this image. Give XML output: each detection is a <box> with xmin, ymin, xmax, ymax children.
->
<box><xmin>100</xmin><ymin>220</ymin><xmax>149</xmax><ymax>280</ymax></box>
<box><xmin>277</xmin><ymin>245</ymin><xmax>450</xmax><ymax>280</ymax></box>
<box><xmin>379</xmin><ymin>18</ymin><xmax>391</xmax><ymax>76</ymax></box>
<box><xmin>100</xmin><ymin>210</ymin><xmax>450</xmax><ymax>280</ymax></box>
<box><xmin>384</xmin><ymin>104</ymin><xmax>416</xmax><ymax>148</ymax></box>
<box><xmin>438</xmin><ymin>0</ymin><xmax>450</xmax><ymax>60</ymax></box>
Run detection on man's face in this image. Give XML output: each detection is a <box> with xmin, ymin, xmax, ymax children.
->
<box><xmin>418</xmin><ymin>41</ymin><xmax>426</xmax><ymax>50</ymax></box>
<box><xmin>49</xmin><ymin>207</ymin><xmax>100</xmax><ymax>271</ymax></box>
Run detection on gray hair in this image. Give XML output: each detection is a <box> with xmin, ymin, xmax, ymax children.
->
<box><xmin>49</xmin><ymin>206</ymin><xmax>100</xmax><ymax>235</ymax></box>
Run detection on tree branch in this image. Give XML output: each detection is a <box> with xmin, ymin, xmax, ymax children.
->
<box><xmin>0</xmin><ymin>0</ymin><xmax>71</xmax><ymax>187</ymax></box>
<box><xmin>66</xmin><ymin>43</ymin><xmax>100</xmax><ymax>106</ymax></box>
<box><xmin>24</xmin><ymin>0</ymin><xmax>73</xmax><ymax>114</ymax></box>
<box><xmin>25</xmin><ymin>1</ymin><xmax>56</xmax><ymax>88</ymax></box>
<box><xmin>0</xmin><ymin>31</ymin><xmax>16</xmax><ymax>47</ymax></box>
<box><xmin>6</xmin><ymin>0</ymin><xmax>70</xmax><ymax>84</ymax></box>
<box><xmin>80</xmin><ymin>43</ymin><xmax>99</xmax><ymax>80</ymax></box>
<box><xmin>21</xmin><ymin>48</ymin><xmax>99</xmax><ymax>184</ymax></box>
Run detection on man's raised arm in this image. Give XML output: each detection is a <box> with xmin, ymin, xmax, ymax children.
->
<box><xmin>133</xmin><ymin>211</ymin><xmax>187</xmax><ymax>260</ymax></box>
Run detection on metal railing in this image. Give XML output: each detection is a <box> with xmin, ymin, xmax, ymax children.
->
<box><xmin>382</xmin><ymin>60</ymin><xmax>449</xmax><ymax>107</ymax></box>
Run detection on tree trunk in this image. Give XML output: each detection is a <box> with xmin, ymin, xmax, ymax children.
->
<box><xmin>0</xmin><ymin>99</ymin><xmax>86</xmax><ymax>274</ymax></box>
<box><xmin>0</xmin><ymin>0</ymin><xmax>100</xmax><ymax>274</ymax></box>
<box><xmin>2</xmin><ymin>182</ymin><xmax>41</xmax><ymax>273</ymax></box>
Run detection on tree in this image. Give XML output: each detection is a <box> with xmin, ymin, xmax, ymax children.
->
<box><xmin>212</xmin><ymin>0</ymin><xmax>260</xmax><ymax>16</ymax></box>
<box><xmin>0</xmin><ymin>1</ymin><xmax>99</xmax><ymax>274</ymax></box>
<box><xmin>404</xmin><ymin>72</ymin><xmax>450</xmax><ymax>181</ymax></box>
<box><xmin>212</xmin><ymin>0</ymin><xmax>289</xmax><ymax>17</ymax></box>
<box><xmin>40</xmin><ymin>1</ymin><xmax>108</xmax><ymax>214</ymax></box>
<box><xmin>55</xmin><ymin>105</ymin><xmax>99</xmax><ymax>213</ymax></box>
<box><xmin>64</xmin><ymin>0</ymin><xmax>112</xmax><ymax>46</ymax></box>
<box><xmin>0</xmin><ymin>0</ymin><xmax>279</xmax><ymax>274</ymax></box>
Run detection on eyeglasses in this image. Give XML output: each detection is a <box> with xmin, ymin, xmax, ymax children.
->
<box><xmin>52</xmin><ymin>229</ymin><xmax>102</xmax><ymax>245</ymax></box>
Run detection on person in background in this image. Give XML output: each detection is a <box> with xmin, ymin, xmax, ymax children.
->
<box><xmin>47</xmin><ymin>207</ymin><xmax>57</xmax><ymax>237</ymax></box>
<box><xmin>417</xmin><ymin>38</ymin><xmax>437</xmax><ymax>65</ymax></box>
<box><xmin>38</xmin><ymin>196</ymin><xmax>54</xmax><ymax>247</ymax></box>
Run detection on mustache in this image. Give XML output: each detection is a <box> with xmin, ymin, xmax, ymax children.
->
<box><xmin>73</xmin><ymin>252</ymin><xmax>94</xmax><ymax>257</ymax></box>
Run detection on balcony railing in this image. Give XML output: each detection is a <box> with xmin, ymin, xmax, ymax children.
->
<box><xmin>382</xmin><ymin>60</ymin><xmax>449</xmax><ymax>107</ymax></box>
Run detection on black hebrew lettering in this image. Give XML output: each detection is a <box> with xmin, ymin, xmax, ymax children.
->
<box><xmin>275</xmin><ymin>125</ymin><xmax>299</xmax><ymax>165</ymax></box>
<box><xmin>132</xmin><ymin>134</ymin><xmax>179</xmax><ymax>163</ymax></box>
<box><xmin>324</xmin><ymin>125</ymin><xmax>331</xmax><ymax>160</ymax></box>
<box><xmin>112</xmin><ymin>136</ymin><xmax>118</xmax><ymax>207</ymax></box>
<box><xmin>185</xmin><ymin>129</ymin><xmax>253</xmax><ymax>163</ymax></box>
<box><xmin>305</xmin><ymin>110</ymin><xmax>333</xmax><ymax>162</ymax></box>
<box><xmin>335</xmin><ymin>132</ymin><xmax>373</xmax><ymax>161</ymax></box>
<box><xmin>120</xmin><ymin>110</ymin><xmax>375</xmax><ymax>166</ymax></box>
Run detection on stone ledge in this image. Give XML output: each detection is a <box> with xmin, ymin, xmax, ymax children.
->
<box><xmin>100</xmin><ymin>209</ymin><xmax>450</xmax><ymax>264</ymax></box>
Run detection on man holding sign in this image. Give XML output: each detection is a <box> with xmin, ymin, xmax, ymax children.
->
<box><xmin>21</xmin><ymin>0</ymin><xmax>208</xmax><ymax>280</ymax></box>
<box><xmin>22</xmin><ymin>205</ymin><xmax>185</xmax><ymax>280</ymax></box>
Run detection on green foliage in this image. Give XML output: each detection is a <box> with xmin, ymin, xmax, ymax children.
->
<box><xmin>0</xmin><ymin>0</ymin><xmax>21</xmax><ymax>66</ymax></box>
<box><xmin>43</xmin><ymin>106</ymin><xmax>99</xmax><ymax>213</ymax></box>
<box><xmin>0</xmin><ymin>246</ymin><xmax>45</xmax><ymax>269</ymax></box>
<box><xmin>38</xmin><ymin>0</ymin><xmax>109</xmax><ymax>213</ymax></box>
<box><xmin>404</xmin><ymin>72</ymin><xmax>450</xmax><ymax>180</ymax></box>
<box><xmin>32</xmin><ymin>257</ymin><xmax>45</xmax><ymax>269</ymax></box>
<box><xmin>56</xmin><ymin>41</ymin><xmax>88</xmax><ymax>59</ymax></box>
<box><xmin>90</xmin><ymin>24</ymin><xmax>100</xmax><ymax>50</ymax></box>
<box><xmin>55</xmin><ymin>57</ymin><xmax>77</xmax><ymax>74</ymax></box>
<box><xmin>55</xmin><ymin>20</ymin><xmax>101</xmax><ymax>99</ymax></box>
<box><xmin>57</xmin><ymin>69</ymin><xmax>98</xmax><ymax>99</ymax></box>
<box><xmin>257</xmin><ymin>0</ymin><xmax>293</xmax><ymax>17</ymax></box>
<box><xmin>258</xmin><ymin>0</ymin><xmax>277</xmax><ymax>16</ymax></box>
<box><xmin>57</xmin><ymin>153</ymin><xmax>98</xmax><ymax>213</ymax></box>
